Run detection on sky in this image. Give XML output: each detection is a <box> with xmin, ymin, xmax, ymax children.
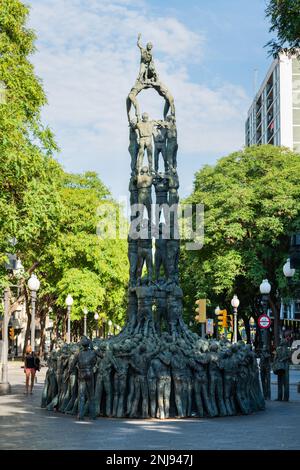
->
<box><xmin>26</xmin><ymin>0</ymin><xmax>273</xmax><ymax>200</ymax></box>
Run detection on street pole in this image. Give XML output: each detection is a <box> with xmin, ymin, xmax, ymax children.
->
<box><xmin>201</xmin><ymin>323</ymin><xmax>205</xmax><ymax>338</ymax></box>
<box><xmin>233</xmin><ymin>307</ymin><xmax>238</xmax><ymax>343</ymax></box>
<box><xmin>84</xmin><ymin>313</ymin><xmax>87</xmax><ymax>336</ymax></box>
<box><xmin>67</xmin><ymin>306</ymin><xmax>71</xmax><ymax>344</ymax></box>
<box><xmin>30</xmin><ymin>290</ymin><xmax>37</xmax><ymax>352</ymax></box>
<box><xmin>0</xmin><ymin>288</ymin><xmax>11</xmax><ymax>395</ymax></box>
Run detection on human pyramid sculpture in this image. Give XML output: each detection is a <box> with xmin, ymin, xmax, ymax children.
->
<box><xmin>42</xmin><ymin>35</ymin><xmax>265</xmax><ymax>420</ymax></box>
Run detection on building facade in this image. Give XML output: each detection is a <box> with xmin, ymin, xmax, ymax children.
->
<box><xmin>245</xmin><ymin>53</ymin><xmax>300</xmax><ymax>153</ymax></box>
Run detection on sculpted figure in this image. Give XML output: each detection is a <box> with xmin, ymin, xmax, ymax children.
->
<box><xmin>112</xmin><ymin>344</ymin><xmax>131</xmax><ymax>418</ymax></box>
<box><xmin>246</xmin><ymin>345</ymin><xmax>265</xmax><ymax>411</ymax></box>
<box><xmin>128</xmin><ymin>342</ymin><xmax>160</xmax><ymax>418</ymax></box>
<box><xmin>155</xmin><ymin>223</ymin><xmax>168</xmax><ymax>281</ymax></box>
<box><xmin>127</xmin><ymin>289</ymin><xmax>138</xmax><ymax>332</ymax></box>
<box><xmin>221</xmin><ymin>348</ymin><xmax>237</xmax><ymax>416</ymax></box>
<box><xmin>135</xmin><ymin>282</ymin><xmax>155</xmax><ymax>336</ymax></box>
<box><xmin>128</xmin><ymin>235</ymin><xmax>138</xmax><ymax>287</ymax></box>
<box><xmin>153</xmin><ymin>124</ymin><xmax>167</xmax><ymax>173</ymax></box>
<box><xmin>137</xmin><ymin>33</ymin><xmax>158</xmax><ymax>83</ymax></box>
<box><xmin>166</xmin><ymin>238</ymin><xmax>180</xmax><ymax>284</ymax></box>
<box><xmin>148</xmin><ymin>344</ymin><xmax>171</xmax><ymax>419</ymax></box>
<box><xmin>46</xmin><ymin>345</ymin><xmax>68</xmax><ymax>411</ymax></box>
<box><xmin>137</xmin><ymin>166</ymin><xmax>153</xmax><ymax>222</ymax></box>
<box><xmin>189</xmin><ymin>347</ymin><xmax>214</xmax><ymax>417</ymax></box>
<box><xmin>41</xmin><ymin>350</ymin><xmax>58</xmax><ymax>408</ymax></box>
<box><xmin>94</xmin><ymin>343</ymin><xmax>118</xmax><ymax>417</ymax></box>
<box><xmin>135</xmin><ymin>113</ymin><xmax>162</xmax><ymax>172</ymax></box>
<box><xmin>169</xmin><ymin>344</ymin><xmax>188</xmax><ymax>418</ymax></box>
<box><xmin>168</xmin><ymin>168</ymin><xmax>179</xmax><ymax>206</ymax></box>
<box><xmin>62</xmin><ymin>344</ymin><xmax>79</xmax><ymax>413</ymax></box>
<box><xmin>129</xmin><ymin>175</ymin><xmax>138</xmax><ymax>210</ymax></box>
<box><xmin>208</xmin><ymin>343</ymin><xmax>227</xmax><ymax>417</ymax></box>
<box><xmin>165</xmin><ymin>115</ymin><xmax>178</xmax><ymax>171</ymax></box>
<box><xmin>126</xmin><ymin>79</ymin><xmax>145</xmax><ymax>121</ymax></box>
<box><xmin>153</xmin><ymin>174</ymin><xmax>169</xmax><ymax>226</ymax></box>
<box><xmin>234</xmin><ymin>344</ymin><xmax>251</xmax><ymax>414</ymax></box>
<box><xmin>67</xmin><ymin>337</ymin><xmax>98</xmax><ymax>420</ymax></box>
<box><xmin>154</xmin><ymin>280</ymin><xmax>168</xmax><ymax>334</ymax></box>
<box><xmin>166</xmin><ymin>284</ymin><xmax>183</xmax><ymax>340</ymax></box>
<box><xmin>136</xmin><ymin>222</ymin><xmax>153</xmax><ymax>286</ymax></box>
<box><xmin>153</xmin><ymin>80</ymin><xmax>176</xmax><ymax>119</ymax></box>
<box><xmin>167</xmin><ymin>169</ymin><xmax>180</xmax><ymax>238</ymax></box>
<box><xmin>259</xmin><ymin>346</ymin><xmax>271</xmax><ymax>400</ymax></box>
<box><xmin>128</xmin><ymin>119</ymin><xmax>139</xmax><ymax>175</ymax></box>
<box><xmin>273</xmin><ymin>339</ymin><xmax>291</xmax><ymax>401</ymax></box>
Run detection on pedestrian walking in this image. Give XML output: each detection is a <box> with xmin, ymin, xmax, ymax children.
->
<box><xmin>24</xmin><ymin>345</ymin><xmax>39</xmax><ymax>395</ymax></box>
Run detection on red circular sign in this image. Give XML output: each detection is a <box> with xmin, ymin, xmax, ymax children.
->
<box><xmin>258</xmin><ymin>314</ymin><xmax>271</xmax><ymax>329</ymax></box>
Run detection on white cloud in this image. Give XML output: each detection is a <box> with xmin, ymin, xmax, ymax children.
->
<box><xmin>27</xmin><ymin>0</ymin><xmax>249</xmax><ymax>198</ymax></box>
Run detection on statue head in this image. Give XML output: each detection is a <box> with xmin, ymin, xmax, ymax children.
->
<box><xmin>209</xmin><ymin>342</ymin><xmax>218</xmax><ymax>352</ymax></box>
<box><xmin>80</xmin><ymin>336</ymin><xmax>90</xmax><ymax>349</ymax></box>
<box><xmin>142</xmin><ymin>112</ymin><xmax>149</xmax><ymax>122</ymax></box>
<box><xmin>146</xmin><ymin>42</ymin><xmax>153</xmax><ymax>51</ymax></box>
<box><xmin>140</xmin><ymin>166</ymin><xmax>149</xmax><ymax>175</ymax></box>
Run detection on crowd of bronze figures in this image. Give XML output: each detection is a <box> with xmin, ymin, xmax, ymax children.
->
<box><xmin>41</xmin><ymin>333</ymin><xmax>265</xmax><ymax>420</ymax></box>
<box><xmin>42</xmin><ymin>36</ymin><xmax>267</xmax><ymax>421</ymax></box>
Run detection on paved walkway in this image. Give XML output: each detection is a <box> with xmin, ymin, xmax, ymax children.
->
<box><xmin>0</xmin><ymin>362</ymin><xmax>300</xmax><ymax>450</ymax></box>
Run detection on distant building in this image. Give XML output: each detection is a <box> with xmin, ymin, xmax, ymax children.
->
<box><xmin>245</xmin><ymin>53</ymin><xmax>300</xmax><ymax>153</ymax></box>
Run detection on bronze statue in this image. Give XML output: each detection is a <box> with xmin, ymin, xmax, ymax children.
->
<box><xmin>273</xmin><ymin>339</ymin><xmax>291</xmax><ymax>401</ymax></box>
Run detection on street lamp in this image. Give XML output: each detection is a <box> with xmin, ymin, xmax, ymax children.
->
<box><xmin>231</xmin><ymin>295</ymin><xmax>240</xmax><ymax>343</ymax></box>
<box><xmin>83</xmin><ymin>307</ymin><xmax>88</xmax><ymax>336</ymax></box>
<box><xmin>259</xmin><ymin>279</ymin><xmax>271</xmax><ymax>352</ymax></box>
<box><xmin>27</xmin><ymin>274</ymin><xmax>40</xmax><ymax>352</ymax></box>
<box><xmin>283</xmin><ymin>258</ymin><xmax>296</xmax><ymax>278</ymax></box>
<box><xmin>65</xmin><ymin>295</ymin><xmax>73</xmax><ymax>344</ymax></box>
<box><xmin>94</xmin><ymin>313</ymin><xmax>99</xmax><ymax>338</ymax></box>
<box><xmin>215</xmin><ymin>306</ymin><xmax>220</xmax><ymax>339</ymax></box>
<box><xmin>108</xmin><ymin>319</ymin><xmax>112</xmax><ymax>336</ymax></box>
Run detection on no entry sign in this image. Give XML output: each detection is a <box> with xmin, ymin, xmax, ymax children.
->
<box><xmin>258</xmin><ymin>314</ymin><xmax>271</xmax><ymax>329</ymax></box>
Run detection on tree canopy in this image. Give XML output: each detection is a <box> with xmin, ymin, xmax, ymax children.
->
<box><xmin>265</xmin><ymin>0</ymin><xmax>300</xmax><ymax>56</ymax></box>
<box><xmin>0</xmin><ymin>1</ymin><xmax>129</xmax><ymax>343</ymax></box>
<box><xmin>180</xmin><ymin>145</ymin><xmax>300</xmax><ymax>340</ymax></box>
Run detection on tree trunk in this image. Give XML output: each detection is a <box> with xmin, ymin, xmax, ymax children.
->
<box><xmin>270</xmin><ymin>296</ymin><xmax>280</xmax><ymax>348</ymax></box>
<box><xmin>22</xmin><ymin>288</ymin><xmax>31</xmax><ymax>358</ymax></box>
<box><xmin>39</xmin><ymin>310</ymin><xmax>46</xmax><ymax>358</ymax></box>
<box><xmin>243</xmin><ymin>316</ymin><xmax>251</xmax><ymax>344</ymax></box>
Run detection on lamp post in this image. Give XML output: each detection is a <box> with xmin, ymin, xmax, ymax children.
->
<box><xmin>65</xmin><ymin>295</ymin><xmax>73</xmax><ymax>344</ymax></box>
<box><xmin>27</xmin><ymin>274</ymin><xmax>40</xmax><ymax>352</ymax></box>
<box><xmin>231</xmin><ymin>295</ymin><xmax>240</xmax><ymax>343</ymax></box>
<box><xmin>83</xmin><ymin>307</ymin><xmax>88</xmax><ymax>336</ymax></box>
<box><xmin>94</xmin><ymin>313</ymin><xmax>99</xmax><ymax>338</ymax></box>
<box><xmin>108</xmin><ymin>319</ymin><xmax>112</xmax><ymax>336</ymax></box>
<box><xmin>215</xmin><ymin>306</ymin><xmax>220</xmax><ymax>339</ymax></box>
<box><xmin>259</xmin><ymin>279</ymin><xmax>271</xmax><ymax>351</ymax></box>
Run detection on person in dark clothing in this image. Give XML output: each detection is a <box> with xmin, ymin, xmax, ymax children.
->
<box><xmin>24</xmin><ymin>345</ymin><xmax>38</xmax><ymax>395</ymax></box>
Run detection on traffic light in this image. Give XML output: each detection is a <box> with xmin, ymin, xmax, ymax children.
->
<box><xmin>216</xmin><ymin>309</ymin><xmax>228</xmax><ymax>328</ymax></box>
<box><xmin>195</xmin><ymin>299</ymin><xmax>206</xmax><ymax>323</ymax></box>
<box><xmin>8</xmin><ymin>327</ymin><xmax>14</xmax><ymax>340</ymax></box>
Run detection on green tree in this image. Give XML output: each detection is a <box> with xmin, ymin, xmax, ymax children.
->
<box><xmin>181</xmin><ymin>145</ymin><xmax>300</xmax><ymax>346</ymax></box>
<box><xmin>0</xmin><ymin>0</ymin><xmax>62</xmax><ymax>279</ymax></box>
<box><xmin>265</xmin><ymin>0</ymin><xmax>300</xmax><ymax>56</ymax></box>
<box><xmin>36</xmin><ymin>172</ymin><xmax>128</xmax><ymax>346</ymax></box>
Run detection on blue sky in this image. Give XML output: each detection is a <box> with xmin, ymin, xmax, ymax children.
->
<box><xmin>27</xmin><ymin>0</ymin><xmax>273</xmax><ymax>199</ymax></box>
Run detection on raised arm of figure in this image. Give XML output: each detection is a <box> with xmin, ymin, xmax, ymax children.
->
<box><xmin>137</xmin><ymin>33</ymin><xmax>142</xmax><ymax>50</ymax></box>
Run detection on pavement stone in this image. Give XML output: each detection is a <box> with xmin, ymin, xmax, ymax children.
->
<box><xmin>0</xmin><ymin>361</ymin><xmax>300</xmax><ymax>450</ymax></box>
